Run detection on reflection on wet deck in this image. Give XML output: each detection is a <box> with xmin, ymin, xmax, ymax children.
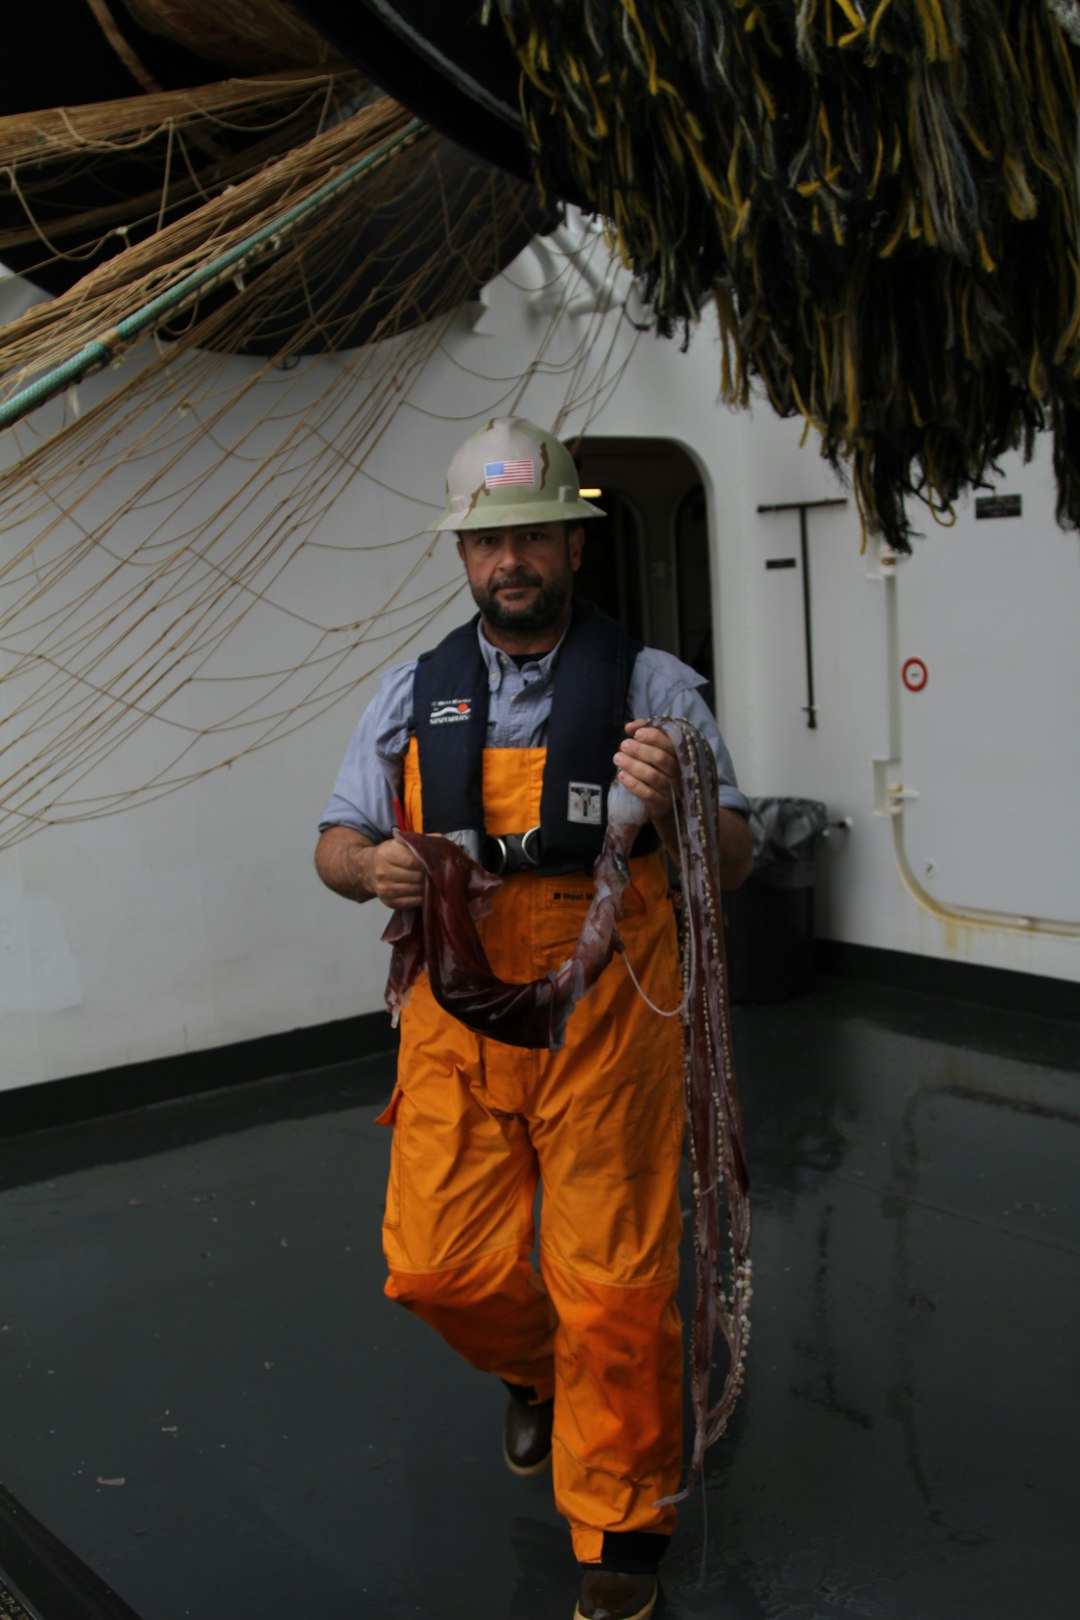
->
<box><xmin>1</xmin><ymin>973</ymin><xmax>1077</xmax><ymax>1619</ymax></box>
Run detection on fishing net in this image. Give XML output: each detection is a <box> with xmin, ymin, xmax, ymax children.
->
<box><xmin>0</xmin><ymin>6</ymin><xmax>644</xmax><ymax>846</ymax></box>
<box><xmin>116</xmin><ymin>0</ymin><xmax>340</xmax><ymax>71</ymax></box>
<box><xmin>0</xmin><ymin>70</ymin><xmax>367</xmax><ymax>306</ymax></box>
<box><xmin>9</xmin><ymin>1</ymin><xmax>1079</xmax><ymax>842</ymax></box>
<box><xmin>0</xmin><ymin>154</ymin><xmax>631</xmax><ymax>847</ymax></box>
<box><xmin>484</xmin><ymin>0</ymin><xmax>1080</xmax><ymax>551</ymax></box>
<box><xmin>0</xmin><ymin>91</ymin><xmax>433</xmax><ymax>380</ymax></box>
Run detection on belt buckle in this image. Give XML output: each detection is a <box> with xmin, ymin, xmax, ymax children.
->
<box><xmin>519</xmin><ymin>826</ymin><xmax>541</xmax><ymax>868</ymax></box>
<box><xmin>490</xmin><ymin>826</ymin><xmax>542</xmax><ymax>875</ymax></box>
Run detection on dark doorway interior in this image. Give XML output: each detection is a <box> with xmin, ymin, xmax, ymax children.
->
<box><xmin>569</xmin><ymin>485</ymin><xmax>645</xmax><ymax>641</ymax></box>
<box><xmin>571</xmin><ymin>437</ymin><xmax>713</xmax><ymax>696</ymax></box>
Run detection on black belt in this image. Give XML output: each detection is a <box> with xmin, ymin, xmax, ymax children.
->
<box><xmin>444</xmin><ymin>826</ymin><xmax>545</xmax><ymax>875</ymax></box>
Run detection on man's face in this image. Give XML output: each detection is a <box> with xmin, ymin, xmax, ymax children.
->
<box><xmin>456</xmin><ymin>521</ymin><xmax>583</xmax><ymax>636</ymax></box>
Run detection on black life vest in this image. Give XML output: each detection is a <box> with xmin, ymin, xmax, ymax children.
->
<box><xmin>412</xmin><ymin>599</ymin><xmax>659</xmax><ymax>874</ymax></box>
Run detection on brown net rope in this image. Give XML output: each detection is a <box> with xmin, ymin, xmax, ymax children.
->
<box><xmin>0</xmin><ymin>92</ymin><xmax>421</xmax><ymax>385</ymax></box>
<box><xmin>0</xmin><ymin>69</ymin><xmax>360</xmax><ymax>169</ymax></box>
<box><xmin>0</xmin><ymin>67</ymin><xmax>368</xmax><ymax>307</ymax></box>
<box><xmin>115</xmin><ymin>0</ymin><xmax>341</xmax><ymax>72</ymax></box>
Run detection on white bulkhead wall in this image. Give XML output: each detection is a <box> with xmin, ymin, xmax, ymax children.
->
<box><xmin>2</xmin><ymin>238</ymin><xmax>1077</xmax><ymax>1092</ymax></box>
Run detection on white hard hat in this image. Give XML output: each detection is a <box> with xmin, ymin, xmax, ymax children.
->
<box><xmin>434</xmin><ymin>417</ymin><xmax>606</xmax><ymax>530</ymax></box>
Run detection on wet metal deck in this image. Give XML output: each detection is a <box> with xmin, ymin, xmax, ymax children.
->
<box><xmin>1</xmin><ymin>974</ymin><xmax>1077</xmax><ymax>1619</ymax></box>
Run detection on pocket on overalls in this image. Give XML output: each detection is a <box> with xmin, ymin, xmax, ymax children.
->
<box><xmin>374</xmin><ymin>1085</ymin><xmax>403</xmax><ymax>1229</ymax></box>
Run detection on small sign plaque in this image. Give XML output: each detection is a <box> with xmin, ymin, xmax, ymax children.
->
<box><xmin>975</xmin><ymin>494</ymin><xmax>1021</xmax><ymax>520</ymax></box>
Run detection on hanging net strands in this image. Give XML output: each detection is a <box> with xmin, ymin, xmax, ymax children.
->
<box><xmin>0</xmin><ymin>97</ymin><xmax>429</xmax><ymax>421</ymax></box>
<box><xmin>0</xmin><ymin>65</ymin><xmax>368</xmax><ymax>298</ymax></box>
<box><xmin>0</xmin><ymin>6</ymin><xmax>644</xmax><ymax>845</ymax></box>
<box><xmin>484</xmin><ymin>1</ymin><xmax>1080</xmax><ymax>552</ymax></box>
<box><xmin>0</xmin><ymin>111</ymin><xmax>429</xmax><ymax>430</ymax></box>
<box><xmin>0</xmin><ymin>69</ymin><xmax>362</xmax><ymax>170</ymax></box>
<box><xmin>0</xmin><ymin>206</ymin><xmax>632</xmax><ymax>846</ymax></box>
<box><xmin>113</xmin><ymin>0</ymin><xmax>343</xmax><ymax>73</ymax></box>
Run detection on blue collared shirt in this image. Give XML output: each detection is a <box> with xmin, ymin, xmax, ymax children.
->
<box><xmin>318</xmin><ymin>620</ymin><xmax>749</xmax><ymax>839</ymax></box>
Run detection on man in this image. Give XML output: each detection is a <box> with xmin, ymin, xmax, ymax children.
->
<box><xmin>315</xmin><ymin>417</ymin><xmax>751</xmax><ymax>1620</ymax></box>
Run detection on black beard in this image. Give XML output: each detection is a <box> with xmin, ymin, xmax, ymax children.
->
<box><xmin>473</xmin><ymin>573</ymin><xmax>572</xmax><ymax>635</ymax></box>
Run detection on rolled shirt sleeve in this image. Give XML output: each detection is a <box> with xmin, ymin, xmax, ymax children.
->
<box><xmin>317</xmin><ymin>660</ymin><xmax>416</xmax><ymax>840</ymax></box>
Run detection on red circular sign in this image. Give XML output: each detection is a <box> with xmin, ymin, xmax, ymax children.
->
<box><xmin>902</xmin><ymin>657</ymin><xmax>928</xmax><ymax>692</ymax></box>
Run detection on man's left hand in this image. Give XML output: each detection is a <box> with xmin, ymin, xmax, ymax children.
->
<box><xmin>614</xmin><ymin>719</ymin><xmax>754</xmax><ymax>888</ymax></box>
<box><xmin>614</xmin><ymin>720</ymin><xmax>679</xmax><ymax>823</ymax></box>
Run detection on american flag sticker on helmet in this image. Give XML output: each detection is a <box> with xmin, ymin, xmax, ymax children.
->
<box><xmin>484</xmin><ymin>459</ymin><xmax>536</xmax><ymax>489</ymax></box>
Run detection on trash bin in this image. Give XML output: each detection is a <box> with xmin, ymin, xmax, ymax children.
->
<box><xmin>722</xmin><ymin>797</ymin><xmax>830</xmax><ymax>1003</ymax></box>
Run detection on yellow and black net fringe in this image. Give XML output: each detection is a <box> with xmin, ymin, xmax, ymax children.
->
<box><xmin>487</xmin><ymin>0</ymin><xmax>1080</xmax><ymax>552</ymax></box>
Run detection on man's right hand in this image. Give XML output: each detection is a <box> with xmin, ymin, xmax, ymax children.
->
<box><xmin>314</xmin><ymin>825</ymin><xmax>423</xmax><ymax>909</ymax></box>
<box><xmin>361</xmin><ymin>836</ymin><xmax>425</xmax><ymax>909</ymax></box>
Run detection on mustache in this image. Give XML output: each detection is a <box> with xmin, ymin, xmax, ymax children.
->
<box><xmin>491</xmin><ymin>572</ymin><xmax>543</xmax><ymax>590</ymax></box>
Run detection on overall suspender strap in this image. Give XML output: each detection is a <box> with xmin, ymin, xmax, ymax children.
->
<box><xmin>413</xmin><ymin>618</ymin><xmax>489</xmax><ymax>841</ymax></box>
<box><xmin>538</xmin><ymin>601</ymin><xmax>631</xmax><ymax>868</ymax></box>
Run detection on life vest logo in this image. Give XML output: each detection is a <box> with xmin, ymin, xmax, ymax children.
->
<box><xmin>429</xmin><ymin>698</ymin><xmax>473</xmax><ymax>725</ymax></box>
<box><xmin>568</xmin><ymin>782</ymin><xmax>602</xmax><ymax>825</ymax></box>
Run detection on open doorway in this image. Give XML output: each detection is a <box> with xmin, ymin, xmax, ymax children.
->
<box><xmin>571</xmin><ymin>436</ymin><xmax>714</xmax><ymax>701</ymax></box>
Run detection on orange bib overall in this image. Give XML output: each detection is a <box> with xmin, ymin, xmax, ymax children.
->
<box><xmin>379</xmin><ymin>741</ymin><xmax>685</xmax><ymax>1562</ymax></box>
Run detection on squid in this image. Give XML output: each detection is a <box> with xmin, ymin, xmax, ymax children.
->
<box><xmin>382</xmin><ymin>772</ymin><xmax>648</xmax><ymax>1051</ymax></box>
<box><xmin>381</xmin><ymin>717</ymin><xmax>751</xmax><ymax>1498</ymax></box>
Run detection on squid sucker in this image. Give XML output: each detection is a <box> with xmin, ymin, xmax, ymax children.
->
<box><xmin>381</xmin><ymin>716</ymin><xmax>751</xmax><ymax>1498</ymax></box>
